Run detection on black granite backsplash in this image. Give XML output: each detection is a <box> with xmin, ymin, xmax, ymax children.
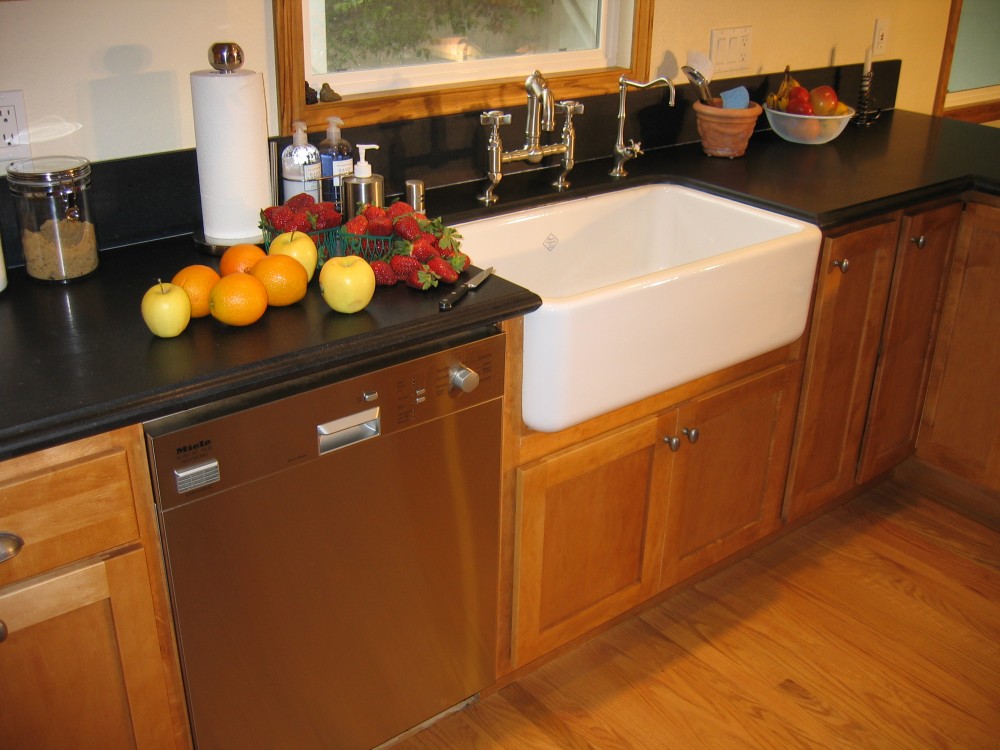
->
<box><xmin>0</xmin><ymin>61</ymin><xmax>899</xmax><ymax>267</ymax></box>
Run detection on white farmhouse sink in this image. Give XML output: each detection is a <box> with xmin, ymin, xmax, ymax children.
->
<box><xmin>456</xmin><ymin>184</ymin><xmax>822</xmax><ymax>432</ymax></box>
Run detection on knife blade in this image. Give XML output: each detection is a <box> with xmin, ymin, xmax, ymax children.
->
<box><xmin>439</xmin><ymin>267</ymin><xmax>494</xmax><ymax>311</ymax></box>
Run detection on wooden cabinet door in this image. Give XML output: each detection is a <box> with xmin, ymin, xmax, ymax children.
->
<box><xmin>512</xmin><ymin>417</ymin><xmax>671</xmax><ymax>666</ymax></box>
<box><xmin>918</xmin><ymin>201</ymin><xmax>1000</xmax><ymax>492</ymax></box>
<box><xmin>661</xmin><ymin>364</ymin><xmax>799</xmax><ymax>588</ymax></box>
<box><xmin>785</xmin><ymin>218</ymin><xmax>898</xmax><ymax>520</ymax></box>
<box><xmin>858</xmin><ymin>202</ymin><xmax>961</xmax><ymax>483</ymax></box>
<box><xmin>0</xmin><ymin>548</ymin><xmax>175</xmax><ymax>750</ymax></box>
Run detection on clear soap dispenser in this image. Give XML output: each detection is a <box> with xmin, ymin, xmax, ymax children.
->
<box><xmin>318</xmin><ymin>116</ymin><xmax>353</xmax><ymax>211</ymax></box>
<box><xmin>343</xmin><ymin>144</ymin><xmax>384</xmax><ymax>220</ymax></box>
<box><xmin>281</xmin><ymin>121</ymin><xmax>321</xmax><ymax>203</ymax></box>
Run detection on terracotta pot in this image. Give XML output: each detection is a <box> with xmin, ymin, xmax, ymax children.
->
<box><xmin>693</xmin><ymin>99</ymin><xmax>763</xmax><ymax>158</ymax></box>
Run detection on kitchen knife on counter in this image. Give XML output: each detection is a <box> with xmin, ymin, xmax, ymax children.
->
<box><xmin>439</xmin><ymin>267</ymin><xmax>494</xmax><ymax>311</ymax></box>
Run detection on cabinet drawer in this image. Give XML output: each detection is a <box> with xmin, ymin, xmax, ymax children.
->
<box><xmin>0</xmin><ymin>438</ymin><xmax>141</xmax><ymax>587</ymax></box>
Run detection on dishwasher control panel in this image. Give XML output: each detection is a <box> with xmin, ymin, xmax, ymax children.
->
<box><xmin>144</xmin><ymin>332</ymin><xmax>505</xmax><ymax>509</ymax></box>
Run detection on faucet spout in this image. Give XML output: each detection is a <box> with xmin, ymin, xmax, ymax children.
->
<box><xmin>525</xmin><ymin>70</ymin><xmax>555</xmax><ymax>157</ymax></box>
<box><xmin>610</xmin><ymin>74</ymin><xmax>676</xmax><ymax>179</ymax></box>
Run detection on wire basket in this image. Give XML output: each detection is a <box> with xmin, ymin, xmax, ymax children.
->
<box><xmin>261</xmin><ymin>223</ymin><xmax>397</xmax><ymax>265</ymax></box>
<box><xmin>338</xmin><ymin>232</ymin><xmax>396</xmax><ymax>263</ymax></box>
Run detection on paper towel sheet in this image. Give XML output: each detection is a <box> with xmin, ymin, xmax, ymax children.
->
<box><xmin>191</xmin><ymin>68</ymin><xmax>271</xmax><ymax>243</ymax></box>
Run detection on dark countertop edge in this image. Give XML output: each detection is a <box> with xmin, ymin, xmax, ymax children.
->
<box><xmin>1</xmin><ymin>288</ymin><xmax>540</xmax><ymax>461</ymax></box>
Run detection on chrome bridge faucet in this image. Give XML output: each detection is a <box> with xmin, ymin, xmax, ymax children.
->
<box><xmin>611</xmin><ymin>74</ymin><xmax>676</xmax><ymax>178</ymax></box>
<box><xmin>478</xmin><ymin>71</ymin><xmax>584</xmax><ymax>205</ymax></box>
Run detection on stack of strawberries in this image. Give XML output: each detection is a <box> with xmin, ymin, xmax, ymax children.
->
<box><xmin>342</xmin><ymin>201</ymin><xmax>472</xmax><ymax>290</ymax></box>
<box><xmin>261</xmin><ymin>193</ymin><xmax>343</xmax><ymax>232</ymax></box>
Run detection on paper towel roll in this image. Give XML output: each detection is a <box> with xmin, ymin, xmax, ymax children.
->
<box><xmin>191</xmin><ymin>68</ymin><xmax>271</xmax><ymax>243</ymax></box>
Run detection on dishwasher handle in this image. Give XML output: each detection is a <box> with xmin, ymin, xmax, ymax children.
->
<box><xmin>317</xmin><ymin>406</ymin><xmax>381</xmax><ymax>455</ymax></box>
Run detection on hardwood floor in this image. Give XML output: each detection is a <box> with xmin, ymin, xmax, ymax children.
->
<box><xmin>394</xmin><ymin>481</ymin><xmax>1000</xmax><ymax>749</ymax></box>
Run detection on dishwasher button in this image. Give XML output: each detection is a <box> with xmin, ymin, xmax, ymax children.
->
<box><xmin>362</xmin><ymin>390</ymin><xmax>379</xmax><ymax>402</ymax></box>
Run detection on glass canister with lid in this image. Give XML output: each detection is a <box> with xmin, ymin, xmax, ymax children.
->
<box><xmin>7</xmin><ymin>156</ymin><xmax>99</xmax><ymax>282</ymax></box>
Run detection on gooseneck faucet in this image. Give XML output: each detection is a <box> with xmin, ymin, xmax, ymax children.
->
<box><xmin>611</xmin><ymin>74</ymin><xmax>676</xmax><ymax>178</ymax></box>
<box><xmin>478</xmin><ymin>70</ymin><xmax>584</xmax><ymax>204</ymax></box>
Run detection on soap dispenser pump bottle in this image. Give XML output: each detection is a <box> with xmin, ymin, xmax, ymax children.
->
<box><xmin>281</xmin><ymin>121</ymin><xmax>321</xmax><ymax>203</ymax></box>
<box><xmin>318</xmin><ymin>116</ymin><xmax>353</xmax><ymax>212</ymax></box>
<box><xmin>343</xmin><ymin>144</ymin><xmax>384</xmax><ymax>220</ymax></box>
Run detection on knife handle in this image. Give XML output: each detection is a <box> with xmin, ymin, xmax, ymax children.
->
<box><xmin>439</xmin><ymin>285</ymin><xmax>470</xmax><ymax>311</ymax></box>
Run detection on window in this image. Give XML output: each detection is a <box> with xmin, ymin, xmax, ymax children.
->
<box><xmin>272</xmin><ymin>0</ymin><xmax>653</xmax><ymax>132</ymax></box>
<box><xmin>305</xmin><ymin>0</ymin><xmax>633</xmax><ymax>97</ymax></box>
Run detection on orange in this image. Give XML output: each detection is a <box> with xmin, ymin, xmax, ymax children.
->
<box><xmin>250</xmin><ymin>253</ymin><xmax>309</xmax><ymax>306</ymax></box>
<box><xmin>219</xmin><ymin>243</ymin><xmax>266</xmax><ymax>276</ymax></box>
<box><xmin>208</xmin><ymin>273</ymin><xmax>269</xmax><ymax>326</ymax></box>
<box><xmin>171</xmin><ymin>264</ymin><xmax>221</xmax><ymax>318</ymax></box>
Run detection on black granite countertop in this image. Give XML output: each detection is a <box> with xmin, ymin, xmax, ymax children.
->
<box><xmin>2</xmin><ymin>109</ymin><xmax>998</xmax><ymax>461</ymax></box>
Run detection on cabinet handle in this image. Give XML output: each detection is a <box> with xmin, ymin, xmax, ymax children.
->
<box><xmin>682</xmin><ymin>427</ymin><xmax>700</xmax><ymax>444</ymax></box>
<box><xmin>832</xmin><ymin>258</ymin><xmax>850</xmax><ymax>273</ymax></box>
<box><xmin>663</xmin><ymin>435</ymin><xmax>681</xmax><ymax>452</ymax></box>
<box><xmin>0</xmin><ymin>620</ymin><xmax>6</xmax><ymax>643</ymax></box>
<box><xmin>911</xmin><ymin>235</ymin><xmax>927</xmax><ymax>249</ymax></box>
<box><xmin>0</xmin><ymin>531</ymin><xmax>25</xmax><ymax>564</ymax></box>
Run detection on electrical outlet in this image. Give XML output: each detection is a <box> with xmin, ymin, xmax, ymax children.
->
<box><xmin>1</xmin><ymin>90</ymin><xmax>31</xmax><ymax>166</ymax></box>
<box><xmin>873</xmin><ymin>18</ymin><xmax>890</xmax><ymax>56</ymax></box>
<box><xmin>709</xmin><ymin>27</ymin><xmax>752</xmax><ymax>73</ymax></box>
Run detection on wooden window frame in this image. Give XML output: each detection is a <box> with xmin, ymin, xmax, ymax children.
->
<box><xmin>272</xmin><ymin>0</ymin><xmax>654</xmax><ymax>134</ymax></box>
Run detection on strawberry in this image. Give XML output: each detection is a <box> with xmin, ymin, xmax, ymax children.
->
<box><xmin>288</xmin><ymin>209</ymin><xmax>314</xmax><ymax>232</ymax></box>
<box><xmin>370</xmin><ymin>260</ymin><xmax>397</xmax><ymax>286</ymax></box>
<box><xmin>393</xmin><ymin>215</ymin><xmax>422</xmax><ymax>242</ymax></box>
<box><xmin>427</xmin><ymin>256</ymin><xmax>459</xmax><ymax>284</ymax></box>
<box><xmin>367</xmin><ymin>215</ymin><xmax>394</xmax><ymax>237</ymax></box>
<box><xmin>362</xmin><ymin>204</ymin><xmax>387</xmax><ymax>221</ymax></box>
<box><xmin>450</xmin><ymin>251</ymin><xmax>471</xmax><ymax>271</ymax></box>
<box><xmin>262</xmin><ymin>205</ymin><xmax>294</xmax><ymax>231</ymax></box>
<box><xmin>390</xmin><ymin>254</ymin><xmax>423</xmax><ymax>281</ymax></box>
<box><xmin>409</xmin><ymin>236</ymin><xmax>439</xmax><ymax>263</ymax></box>
<box><xmin>386</xmin><ymin>201</ymin><xmax>414</xmax><ymax>220</ymax></box>
<box><xmin>343</xmin><ymin>215</ymin><xmax>369</xmax><ymax>235</ymax></box>
<box><xmin>284</xmin><ymin>192</ymin><xmax>316</xmax><ymax>210</ymax></box>
<box><xmin>423</xmin><ymin>217</ymin><xmax>462</xmax><ymax>251</ymax></box>
<box><xmin>311</xmin><ymin>202</ymin><xmax>342</xmax><ymax>230</ymax></box>
<box><xmin>404</xmin><ymin>267</ymin><xmax>438</xmax><ymax>290</ymax></box>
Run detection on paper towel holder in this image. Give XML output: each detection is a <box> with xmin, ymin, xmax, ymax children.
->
<box><xmin>193</xmin><ymin>41</ymin><xmax>274</xmax><ymax>256</ymax></box>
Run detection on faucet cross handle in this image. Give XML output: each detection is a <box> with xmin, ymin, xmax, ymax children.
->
<box><xmin>480</xmin><ymin>109</ymin><xmax>511</xmax><ymax>132</ymax></box>
<box><xmin>556</xmin><ymin>100</ymin><xmax>584</xmax><ymax>118</ymax></box>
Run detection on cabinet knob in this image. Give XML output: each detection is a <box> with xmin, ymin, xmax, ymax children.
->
<box><xmin>663</xmin><ymin>435</ymin><xmax>681</xmax><ymax>452</ymax></box>
<box><xmin>0</xmin><ymin>531</ymin><xmax>25</xmax><ymax>564</ymax></box>
<box><xmin>911</xmin><ymin>235</ymin><xmax>927</xmax><ymax>249</ymax></box>
<box><xmin>832</xmin><ymin>258</ymin><xmax>850</xmax><ymax>273</ymax></box>
<box><xmin>682</xmin><ymin>427</ymin><xmax>700</xmax><ymax>444</ymax></box>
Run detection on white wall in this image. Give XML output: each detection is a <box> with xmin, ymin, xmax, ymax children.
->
<box><xmin>0</xmin><ymin>0</ymin><xmax>949</xmax><ymax>167</ymax></box>
<box><xmin>649</xmin><ymin>0</ymin><xmax>952</xmax><ymax>115</ymax></box>
<box><xmin>0</xmin><ymin>0</ymin><xmax>274</xmax><ymax>166</ymax></box>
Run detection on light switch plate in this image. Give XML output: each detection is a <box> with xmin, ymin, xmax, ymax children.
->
<box><xmin>710</xmin><ymin>27</ymin><xmax>752</xmax><ymax>73</ymax></box>
<box><xmin>1</xmin><ymin>90</ymin><xmax>31</xmax><ymax>169</ymax></box>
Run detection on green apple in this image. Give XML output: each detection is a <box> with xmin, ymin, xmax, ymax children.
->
<box><xmin>269</xmin><ymin>231</ymin><xmax>318</xmax><ymax>281</ymax></box>
<box><xmin>319</xmin><ymin>255</ymin><xmax>376</xmax><ymax>314</ymax></box>
<box><xmin>141</xmin><ymin>280</ymin><xmax>191</xmax><ymax>338</ymax></box>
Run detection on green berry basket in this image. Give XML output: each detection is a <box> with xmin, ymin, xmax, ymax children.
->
<box><xmin>337</xmin><ymin>231</ymin><xmax>397</xmax><ymax>263</ymax></box>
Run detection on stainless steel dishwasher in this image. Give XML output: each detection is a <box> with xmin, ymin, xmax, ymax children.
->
<box><xmin>144</xmin><ymin>330</ymin><xmax>505</xmax><ymax>750</ymax></box>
